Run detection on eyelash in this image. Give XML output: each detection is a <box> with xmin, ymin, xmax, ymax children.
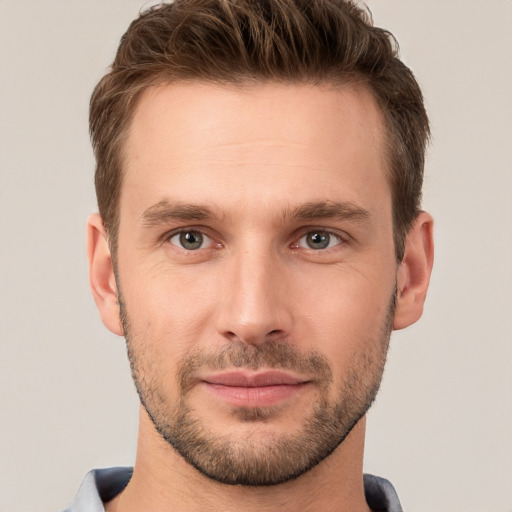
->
<box><xmin>163</xmin><ymin>227</ymin><xmax>349</xmax><ymax>253</ymax></box>
<box><xmin>293</xmin><ymin>230</ymin><xmax>345</xmax><ymax>251</ymax></box>
<box><xmin>165</xmin><ymin>229</ymin><xmax>218</xmax><ymax>251</ymax></box>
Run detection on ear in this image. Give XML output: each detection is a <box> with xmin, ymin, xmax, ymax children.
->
<box><xmin>86</xmin><ymin>213</ymin><xmax>124</xmax><ymax>336</ymax></box>
<box><xmin>393</xmin><ymin>211</ymin><xmax>434</xmax><ymax>330</ymax></box>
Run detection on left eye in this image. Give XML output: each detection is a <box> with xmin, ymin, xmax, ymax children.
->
<box><xmin>297</xmin><ymin>231</ymin><xmax>342</xmax><ymax>250</ymax></box>
<box><xmin>169</xmin><ymin>230</ymin><xmax>212</xmax><ymax>250</ymax></box>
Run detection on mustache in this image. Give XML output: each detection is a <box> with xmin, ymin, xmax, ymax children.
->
<box><xmin>177</xmin><ymin>340</ymin><xmax>333</xmax><ymax>394</ymax></box>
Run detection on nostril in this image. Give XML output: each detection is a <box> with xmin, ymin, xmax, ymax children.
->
<box><xmin>267</xmin><ymin>329</ymin><xmax>287</xmax><ymax>341</ymax></box>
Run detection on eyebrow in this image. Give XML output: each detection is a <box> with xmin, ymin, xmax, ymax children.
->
<box><xmin>287</xmin><ymin>201</ymin><xmax>371</xmax><ymax>224</ymax></box>
<box><xmin>140</xmin><ymin>199</ymin><xmax>371</xmax><ymax>227</ymax></box>
<box><xmin>140</xmin><ymin>199</ymin><xmax>218</xmax><ymax>226</ymax></box>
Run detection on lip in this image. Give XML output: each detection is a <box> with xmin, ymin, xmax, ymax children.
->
<box><xmin>203</xmin><ymin>370</ymin><xmax>308</xmax><ymax>387</ymax></box>
<box><xmin>201</xmin><ymin>371</ymin><xmax>311</xmax><ymax>407</ymax></box>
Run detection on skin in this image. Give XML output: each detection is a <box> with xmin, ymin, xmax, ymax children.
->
<box><xmin>88</xmin><ymin>82</ymin><xmax>434</xmax><ymax>512</ymax></box>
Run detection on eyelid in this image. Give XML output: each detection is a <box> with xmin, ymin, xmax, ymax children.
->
<box><xmin>291</xmin><ymin>227</ymin><xmax>351</xmax><ymax>250</ymax></box>
<box><xmin>163</xmin><ymin>227</ymin><xmax>220</xmax><ymax>250</ymax></box>
<box><xmin>158</xmin><ymin>225</ymin><xmax>351</xmax><ymax>252</ymax></box>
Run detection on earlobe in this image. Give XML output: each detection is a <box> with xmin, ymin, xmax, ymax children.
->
<box><xmin>393</xmin><ymin>211</ymin><xmax>434</xmax><ymax>330</ymax></box>
<box><xmin>86</xmin><ymin>213</ymin><xmax>124</xmax><ymax>336</ymax></box>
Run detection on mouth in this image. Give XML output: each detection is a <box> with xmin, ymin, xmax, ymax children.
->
<box><xmin>201</xmin><ymin>370</ymin><xmax>312</xmax><ymax>407</ymax></box>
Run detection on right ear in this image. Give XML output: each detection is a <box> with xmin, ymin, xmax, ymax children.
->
<box><xmin>86</xmin><ymin>213</ymin><xmax>124</xmax><ymax>336</ymax></box>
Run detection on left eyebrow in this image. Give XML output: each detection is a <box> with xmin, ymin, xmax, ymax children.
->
<box><xmin>287</xmin><ymin>201</ymin><xmax>371</xmax><ymax>224</ymax></box>
<box><xmin>140</xmin><ymin>199</ymin><xmax>219</xmax><ymax>226</ymax></box>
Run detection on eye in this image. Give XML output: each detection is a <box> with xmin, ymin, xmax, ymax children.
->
<box><xmin>168</xmin><ymin>230</ymin><xmax>213</xmax><ymax>250</ymax></box>
<box><xmin>297</xmin><ymin>230</ymin><xmax>342</xmax><ymax>250</ymax></box>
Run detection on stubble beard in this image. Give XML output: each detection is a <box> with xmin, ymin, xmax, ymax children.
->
<box><xmin>119</xmin><ymin>292</ymin><xmax>395</xmax><ymax>487</ymax></box>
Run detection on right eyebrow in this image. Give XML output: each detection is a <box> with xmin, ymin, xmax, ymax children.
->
<box><xmin>140</xmin><ymin>199</ymin><xmax>218</xmax><ymax>226</ymax></box>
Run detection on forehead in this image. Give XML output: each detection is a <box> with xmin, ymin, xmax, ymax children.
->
<box><xmin>121</xmin><ymin>81</ymin><xmax>389</xmax><ymax>219</ymax></box>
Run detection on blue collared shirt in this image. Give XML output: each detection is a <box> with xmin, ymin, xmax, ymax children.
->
<box><xmin>63</xmin><ymin>467</ymin><xmax>403</xmax><ymax>511</ymax></box>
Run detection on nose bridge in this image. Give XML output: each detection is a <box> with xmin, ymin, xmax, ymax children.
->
<box><xmin>216</xmin><ymin>237</ymin><xmax>292</xmax><ymax>344</ymax></box>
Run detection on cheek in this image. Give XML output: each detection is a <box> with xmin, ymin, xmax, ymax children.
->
<box><xmin>121</xmin><ymin>266</ymin><xmax>221</xmax><ymax>353</ymax></box>
<box><xmin>296</xmin><ymin>266</ymin><xmax>395</xmax><ymax>359</ymax></box>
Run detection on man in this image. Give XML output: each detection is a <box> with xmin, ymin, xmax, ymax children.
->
<box><xmin>66</xmin><ymin>0</ymin><xmax>433</xmax><ymax>510</ymax></box>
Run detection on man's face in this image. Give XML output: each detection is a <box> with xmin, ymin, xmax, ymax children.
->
<box><xmin>115</xmin><ymin>82</ymin><xmax>398</xmax><ymax>485</ymax></box>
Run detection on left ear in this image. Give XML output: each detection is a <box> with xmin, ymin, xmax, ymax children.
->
<box><xmin>393</xmin><ymin>211</ymin><xmax>434</xmax><ymax>330</ymax></box>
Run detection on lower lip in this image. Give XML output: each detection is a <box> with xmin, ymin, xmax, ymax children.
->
<box><xmin>203</xmin><ymin>382</ymin><xmax>310</xmax><ymax>407</ymax></box>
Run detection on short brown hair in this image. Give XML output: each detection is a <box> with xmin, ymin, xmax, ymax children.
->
<box><xmin>90</xmin><ymin>0</ymin><xmax>429</xmax><ymax>260</ymax></box>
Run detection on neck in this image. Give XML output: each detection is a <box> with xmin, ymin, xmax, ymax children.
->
<box><xmin>106</xmin><ymin>407</ymin><xmax>372</xmax><ymax>512</ymax></box>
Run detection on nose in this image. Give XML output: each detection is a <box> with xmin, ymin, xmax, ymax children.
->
<box><xmin>215</xmin><ymin>246</ymin><xmax>293</xmax><ymax>346</ymax></box>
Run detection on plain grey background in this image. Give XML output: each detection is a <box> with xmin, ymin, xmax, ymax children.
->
<box><xmin>0</xmin><ymin>1</ymin><xmax>511</xmax><ymax>511</ymax></box>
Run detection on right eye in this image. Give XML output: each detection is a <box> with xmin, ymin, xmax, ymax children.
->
<box><xmin>168</xmin><ymin>230</ymin><xmax>213</xmax><ymax>251</ymax></box>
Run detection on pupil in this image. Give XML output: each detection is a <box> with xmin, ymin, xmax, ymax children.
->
<box><xmin>180</xmin><ymin>231</ymin><xmax>203</xmax><ymax>250</ymax></box>
<box><xmin>308</xmin><ymin>232</ymin><xmax>329</xmax><ymax>249</ymax></box>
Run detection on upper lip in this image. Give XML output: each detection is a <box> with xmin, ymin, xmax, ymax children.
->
<box><xmin>202</xmin><ymin>371</ymin><xmax>310</xmax><ymax>387</ymax></box>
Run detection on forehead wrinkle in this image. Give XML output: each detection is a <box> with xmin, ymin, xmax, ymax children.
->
<box><xmin>140</xmin><ymin>199</ymin><xmax>224</xmax><ymax>227</ymax></box>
